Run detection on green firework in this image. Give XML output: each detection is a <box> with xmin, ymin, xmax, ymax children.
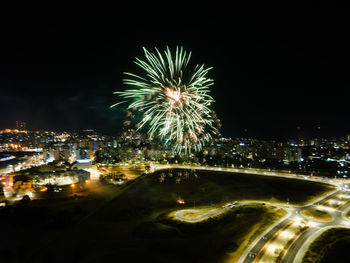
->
<box><xmin>112</xmin><ymin>46</ymin><xmax>217</xmax><ymax>153</ymax></box>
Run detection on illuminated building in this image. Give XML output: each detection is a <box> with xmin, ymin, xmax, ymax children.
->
<box><xmin>77</xmin><ymin>146</ymin><xmax>90</xmax><ymax>161</ymax></box>
<box><xmin>16</xmin><ymin>120</ymin><xmax>26</xmax><ymax>130</ymax></box>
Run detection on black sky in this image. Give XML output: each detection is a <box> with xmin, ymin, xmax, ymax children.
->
<box><xmin>1</xmin><ymin>8</ymin><xmax>349</xmax><ymax>139</ymax></box>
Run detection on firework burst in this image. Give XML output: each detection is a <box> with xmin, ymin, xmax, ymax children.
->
<box><xmin>112</xmin><ymin>46</ymin><xmax>217</xmax><ymax>153</ymax></box>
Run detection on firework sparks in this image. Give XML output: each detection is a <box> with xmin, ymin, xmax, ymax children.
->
<box><xmin>112</xmin><ymin>46</ymin><xmax>218</xmax><ymax>153</ymax></box>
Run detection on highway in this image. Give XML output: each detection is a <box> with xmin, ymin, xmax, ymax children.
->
<box><xmin>283</xmin><ymin>227</ymin><xmax>319</xmax><ymax>263</ymax></box>
<box><xmin>239</xmin><ymin>187</ymin><xmax>350</xmax><ymax>263</ymax></box>
<box><xmin>152</xmin><ymin>164</ymin><xmax>350</xmax><ymax>263</ymax></box>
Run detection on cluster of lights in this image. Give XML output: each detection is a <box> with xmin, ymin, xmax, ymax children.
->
<box><xmin>0</xmin><ymin>129</ymin><xmax>28</xmax><ymax>134</ymax></box>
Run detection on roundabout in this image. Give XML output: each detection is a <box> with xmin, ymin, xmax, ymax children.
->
<box><xmin>300</xmin><ymin>208</ymin><xmax>333</xmax><ymax>222</ymax></box>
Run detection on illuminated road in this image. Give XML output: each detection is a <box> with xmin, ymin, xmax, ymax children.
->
<box><xmin>0</xmin><ymin>155</ymin><xmax>16</xmax><ymax>162</ymax></box>
<box><xmin>174</xmin><ymin>201</ymin><xmax>293</xmax><ymax>223</ymax></box>
<box><xmin>174</xmin><ymin>208</ymin><xmax>223</xmax><ymax>222</ymax></box>
<box><xmin>152</xmin><ymin>164</ymin><xmax>350</xmax><ymax>263</ymax></box>
<box><xmin>240</xmin><ymin>189</ymin><xmax>350</xmax><ymax>263</ymax></box>
<box><xmin>151</xmin><ymin>164</ymin><xmax>345</xmax><ymax>187</ymax></box>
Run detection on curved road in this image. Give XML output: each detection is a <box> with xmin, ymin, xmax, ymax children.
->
<box><xmin>174</xmin><ymin>201</ymin><xmax>293</xmax><ymax>223</ymax></box>
<box><xmin>240</xmin><ymin>188</ymin><xmax>350</xmax><ymax>263</ymax></box>
<box><xmin>174</xmin><ymin>208</ymin><xmax>222</xmax><ymax>222</ymax></box>
<box><xmin>153</xmin><ymin>164</ymin><xmax>350</xmax><ymax>263</ymax></box>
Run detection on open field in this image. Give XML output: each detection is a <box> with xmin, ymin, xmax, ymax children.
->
<box><xmin>302</xmin><ymin>228</ymin><xmax>350</xmax><ymax>263</ymax></box>
<box><xmin>0</xmin><ymin>181</ymin><xmax>121</xmax><ymax>262</ymax></box>
<box><xmin>159</xmin><ymin>204</ymin><xmax>287</xmax><ymax>263</ymax></box>
<box><xmin>98</xmin><ymin>164</ymin><xmax>145</xmax><ymax>180</ymax></box>
<box><xmin>134</xmin><ymin>169</ymin><xmax>335</xmax><ymax>207</ymax></box>
<box><xmin>0</xmin><ymin>169</ymin><xmax>334</xmax><ymax>262</ymax></box>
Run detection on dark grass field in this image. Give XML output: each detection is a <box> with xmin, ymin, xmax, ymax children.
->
<box><xmin>106</xmin><ymin>169</ymin><xmax>335</xmax><ymax>211</ymax></box>
<box><xmin>0</xmin><ymin>169</ymin><xmax>335</xmax><ymax>263</ymax></box>
<box><xmin>302</xmin><ymin>228</ymin><xmax>350</xmax><ymax>263</ymax></box>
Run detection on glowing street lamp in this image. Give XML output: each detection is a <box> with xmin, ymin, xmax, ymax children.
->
<box><xmin>70</xmin><ymin>184</ymin><xmax>75</xmax><ymax>193</ymax></box>
<box><xmin>177</xmin><ymin>199</ymin><xmax>185</xmax><ymax>204</ymax></box>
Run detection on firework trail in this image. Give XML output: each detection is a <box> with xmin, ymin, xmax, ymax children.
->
<box><xmin>112</xmin><ymin>46</ymin><xmax>218</xmax><ymax>153</ymax></box>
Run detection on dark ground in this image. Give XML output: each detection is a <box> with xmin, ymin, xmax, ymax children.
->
<box><xmin>0</xmin><ymin>169</ymin><xmax>335</xmax><ymax>263</ymax></box>
<box><xmin>302</xmin><ymin>228</ymin><xmax>350</xmax><ymax>263</ymax></box>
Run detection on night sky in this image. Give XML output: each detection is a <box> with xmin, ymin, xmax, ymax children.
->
<box><xmin>1</xmin><ymin>9</ymin><xmax>349</xmax><ymax>139</ymax></box>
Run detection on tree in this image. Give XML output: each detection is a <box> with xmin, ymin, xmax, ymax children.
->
<box><xmin>20</xmin><ymin>195</ymin><xmax>31</xmax><ymax>204</ymax></box>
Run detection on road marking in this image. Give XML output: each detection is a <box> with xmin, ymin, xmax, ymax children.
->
<box><xmin>253</xmin><ymin>221</ymin><xmax>295</xmax><ymax>263</ymax></box>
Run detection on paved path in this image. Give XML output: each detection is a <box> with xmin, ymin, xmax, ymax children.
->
<box><xmin>151</xmin><ymin>164</ymin><xmax>346</xmax><ymax>187</ymax></box>
<box><xmin>240</xmin><ymin>188</ymin><xmax>350</xmax><ymax>263</ymax></box>
<box><xmin>174</xmin><ymin>201</ymin><xmax>291</xmax><ymax>223</ymax></box>
<box><xmin>154</xmin><ymin>164</ymin><xmax>350</xmax><ymax>263</ymax></box>
<box><xmin>174</xmin><ymin>208</ymin><xmax>222</xmax><ymax>222</ymax></box>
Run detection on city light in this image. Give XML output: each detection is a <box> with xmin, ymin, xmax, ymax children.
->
<box><xmin>1</xmin><ymin>16</ymin><xmax>350</xmax><ymax>263</ymax></box>
<box><xmin>177</xmin><ymin>198</ymin><xmax>185</xmax><ymax>204</ymax></box>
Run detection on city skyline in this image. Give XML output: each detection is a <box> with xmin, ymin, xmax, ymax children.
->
<box><xmin>2</xmin><ymin>8</ymin><xmax>350</xmax><ymax>263</ymax></box>
<box><xmin>1</xmin><ymin>10</ymin><xmax>350</xmax><ymax>139</ymax></box>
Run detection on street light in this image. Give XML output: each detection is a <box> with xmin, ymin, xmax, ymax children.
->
<box><xmin>70</xmin><ymin>183</ymin><xmax>75</xmax><ymax>194</ymax></box>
